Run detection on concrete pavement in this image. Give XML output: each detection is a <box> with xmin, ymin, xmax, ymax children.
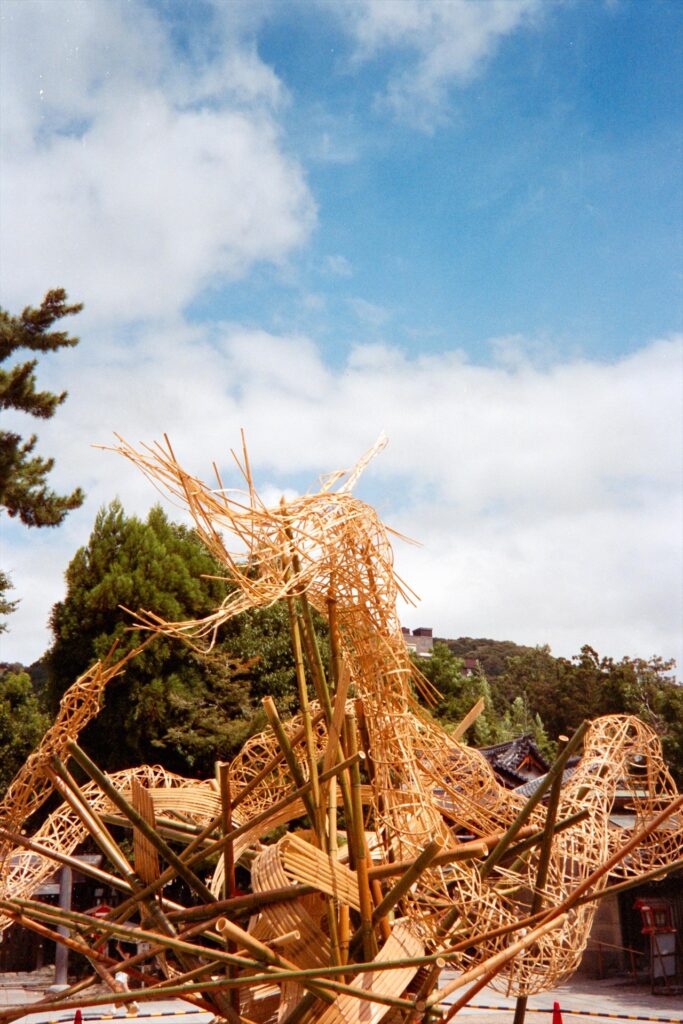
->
<box><xmin>441</xmin><ymin>974</ymin><xmax>683</xmax><ymax>1022</ymax></box>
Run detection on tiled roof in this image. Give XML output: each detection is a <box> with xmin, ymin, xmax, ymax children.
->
<box><xmin>479</xmin><ymin>735</ymin><xmax>550</xmax><ymax>775</ymax></box>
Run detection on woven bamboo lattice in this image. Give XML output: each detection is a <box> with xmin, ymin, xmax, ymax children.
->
<box><xmin>102</xmin><ymin>435</ymin><xmax>683</xmax><ymax>992</ymax></box>
<box><xmin>0</xmin><ymin>434</ymin><xmax>681</xmax><ymax>1024</ymax></box>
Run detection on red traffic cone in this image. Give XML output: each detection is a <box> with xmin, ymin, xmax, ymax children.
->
<box><xmin>552</xmin><ymin>1001</ymin><xmax>564</xmax><ymax>1024</ymax></box>
<box><xmin>74</xmin><ymin>1011</ymin><xmax>83</xmax><ymax>1024</ymax></box>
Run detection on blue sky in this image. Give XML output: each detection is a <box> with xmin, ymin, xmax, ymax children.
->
<box><xmin>1</xmin><ymin>0</ymin><xmax>682</xmax><ymax>670</ymax></box>
<box><xmin>186</xmin><ymin>0</ymin><xmax>683</xmax><ymax>361</ymax></box>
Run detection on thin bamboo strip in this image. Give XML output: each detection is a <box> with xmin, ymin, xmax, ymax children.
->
<box><xmin>131</xmin><ymin>778</ymin><xmax>160</xmax><ymax>885</ymax></box>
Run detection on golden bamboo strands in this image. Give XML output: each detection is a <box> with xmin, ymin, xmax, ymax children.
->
<box><xmin>5</xmin><ymin>436</ymin><xmax>683</xmax><ymax>1024</ymax></box>
<box><xmin>428</xmin><ymin>914</ymin><xmax>568</xmax><ymax>1008</ymax></box>
<box><xmin>479</xmin><ymin>720</ymin><xmax>589</xmax><ymax>879</ymax></box>
<box><xmin>230</xmin><ymin>710</ymin><xmax>326</xmax><ymax>811</ymax></box>
<box><xmin>285</xmin><ymin>591</ymin><xmax>324</xmax><ymax>844</ymax></box>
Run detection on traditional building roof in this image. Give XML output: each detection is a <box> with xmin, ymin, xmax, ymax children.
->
<box><xmin>479</xmin><ymin>735</ymin><xmax>550</xmax><ymax>788</ymax></box>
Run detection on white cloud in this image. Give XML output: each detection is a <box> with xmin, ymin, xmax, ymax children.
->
<box><xmin>334</xmin><ymin>0</ymin><xmax>541</xmax><ymax>128</ymax></box>
<box><xmin>0</xmin><ymin>0</ymin><xmax>315</xmax><ymax>323</ymax></box>
<box><xmin>325</xmin><ymin>254</ymin><xmax>354</xmax><ymax>277</ymax></box>
<box><xmin>349</xmin><ymin>297</ymin><xmax>392</xmax><ymax>327</ymax></box>
<box><xmin>3</xmin><ymin>329</ymin><xmax>681</xmax><ymax>675</ymax></box>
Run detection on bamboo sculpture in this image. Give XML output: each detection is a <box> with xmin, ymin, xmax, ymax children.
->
<box><xmin>0</xmin><ymin>434</ymin><xmax>681</xmax><ymax>1024</ymax></box>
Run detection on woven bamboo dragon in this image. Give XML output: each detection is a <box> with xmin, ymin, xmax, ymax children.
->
<box><xmin>0</xmin><ymin>435</ymin><xmax>681</xmax><ymax>1023</ymax></box>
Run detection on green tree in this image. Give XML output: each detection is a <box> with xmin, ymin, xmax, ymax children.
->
<box><xmin>444</xmin><ymin>637</ymin><xmax>532</xmax><ymax>679</ymax></box>
<box><xmin>0</xmin><ymin>570</ymin><xmax>18</xmax><ymax>634</ymax></box>
<box><xmin>1</xmin><ymin>289</ymin><xmax>84</xmax><ymax>527</ymax></box>
<box><xmin>47</xmin><ymin>500</ymin><xmax>244</xmax><ymax>774</ymax></box>
<box><xmin>497</xmin><ymin>694</ymin><xmax>555</xmax><ymax>758</ymax></box>
<box><xmin>416</xmin><ymin>641</ymin><xmax>502</xmax><ymax>745</ymax></box>
<box><xmin>492</xmin><ymin>645</ymin><xmax>577</xmax><ymax>738</ymax></box>
<box><xmin>0</xmin><ymin>668</ymin><xmax>49</xmax><ymax>797</ymax></box>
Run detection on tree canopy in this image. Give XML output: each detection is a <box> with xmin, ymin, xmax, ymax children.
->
<box><xmin>0</xmin><ymin>668</ymin><xmax>49</xmax><ymax>797</ymax></box>
<box><xmin>1</xmin><ymin>288</ymin><xmax>85</xmax><ymax>528</ymax></box>
<box><xmin>492</xmin><ymin>644</ymin><xmax>682</xmax><ymax>782</ymax></box>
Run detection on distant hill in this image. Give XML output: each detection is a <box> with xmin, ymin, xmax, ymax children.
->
<box><xmin>435</xmin><ymin>636</ymin><xmax>534</xmax><ymax>678</ymax></box>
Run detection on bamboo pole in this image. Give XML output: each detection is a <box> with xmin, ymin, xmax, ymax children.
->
<box><xmin>262</xmin><ymin>695</ymin><xmax>319</xmax><ymax>826</ymax></box>
<box><xmin>346</xmin><ymin>713</ymin><xmax>378</xmax><ymax>961</ymax></box>
<box><xmin>513</xmin><ymin>735</ymin><xmax>567</xmax><ymax>1024</ymax></box>
<box><xmin>0</xmin><ymin>825</ymin><xmax>139</xmax><ymax>900</ymax></box>
<box><xmin>217</xmin><ymin>761</ymin><xmax>240</xmax><ymax>1020</ymax></box>
<box><xmin>503</xmin><ymin>808</ymin><xmax>590</xmax><ymax>867</ymax></box>
<box><xmin>348</xmin><ymin>839</ymin><xmax>443</xmax><ymax>960</ymax></box>
<box><xmin>48</xmin><ymin>759</ymin><xmax>133</xmax><ymax>879</ymax></box>
<box><xmin>285</xmin><ymin>593</ymin><xmax>324</xmax><ymax>843</ymax></box>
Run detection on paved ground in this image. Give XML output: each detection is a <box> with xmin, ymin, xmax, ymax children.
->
<box><xmin>1</xmin><ymin>970</ymin><xmax>681</xmax><ymax>1023</ymax></box>
<box><xmin>441</xmin><ymin>972</ymin><xmax>683</xmax><ymax>1023</ymax></box>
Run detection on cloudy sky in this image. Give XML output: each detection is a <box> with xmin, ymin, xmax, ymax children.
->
<box><xmin>1</xmin><ymin>0</ymin><xmax>681</xmax><ymax>672</ymax></box>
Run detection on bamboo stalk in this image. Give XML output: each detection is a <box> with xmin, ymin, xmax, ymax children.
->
<box><xmin>0</xmin><ymin>825</ymin><xmax>139</xmax><ymax>900</ymax></box>
<box><xmin>0</xmin><ymin>896</ymin><xmax>261</xmax><ymax>971</ymax></box>
<box><xmin>503</xmin><ymin>808</ymin><xmax>590</xmax><ymax>868</ymax></box>
<box><xmin>286</xmin><ymin>593</ymin><xmax>324</xmax><ymax>844</ymax></box>
<box><xmin>217</xmin><ymin>760</ymin><xmax>240</xmax><ymax>1019</ymax></box>
<box><xmin>348</xmin><ymin>839</ymin><xmax>443</xmax><ymax>959</ymax></box>
<box><xmin>100</xmin><ymin>812</ymin><xmax>214</xmax><ymax>849</ymax></box>
<box><xmin>346</xmin><ymin>713</ymin><xmax>378</xmax><ymax>961</ymax></box>
<box><xmin>575</xmin><ymin>853</ymin><xmax>683</xmax><ymax>905</ymax></box>
<box><xmin>327</xmin><ymin>588</ymin><xmax>343</xmax><ymax>697</ymax></box>
<box><xmin>513</xmin><ymin>735</ymin><xmax>567</xmax><ymax>1024</ymax></box>
<box><xmin>216</xmin><ymin>916</ymin><xmax>334</xmax><ymax>1006</ymax></box>
<box><xmin>368</xmin><ymin>837</ymin><xmax>487</xmax><ymax>880</ymax></box>
<box><xmin>263</xmin><ymin>695</ymin><xmax>319</xmax><ymax>827</ymax></box>
<box><xmin>48</xmin><ymin>759</ymin><xmax>135</xmax><ymax>881</ymax></box>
